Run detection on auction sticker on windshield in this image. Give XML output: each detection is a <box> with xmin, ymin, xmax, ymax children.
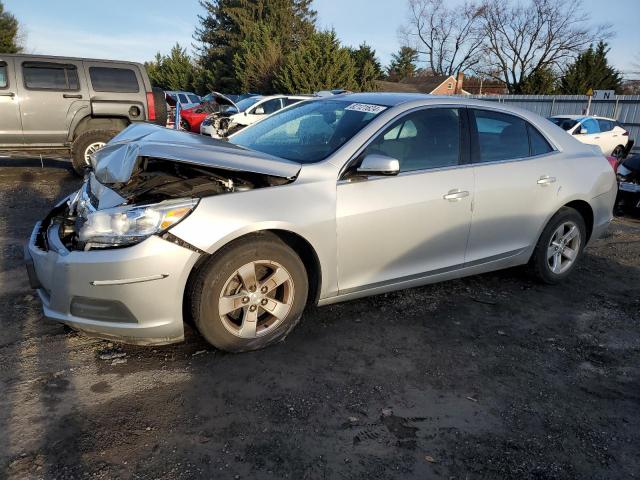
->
<box><xmin>345</xmin><ymin>103</ymin><xmax>387</xmax><ymax>114</ymax></box>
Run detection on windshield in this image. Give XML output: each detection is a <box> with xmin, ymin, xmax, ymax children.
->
<box><xmin>235</xmin><ymin>96</ymin><xmax>262</xmax><ymax>112</ymax></box>
<box><xmin>549</xmin><ymin>117</ymin><xmax>578</xmax><ymax>131</ymax></box>
<box><xmin>230</xmin><ymin>99</ymin><xmax>385</xmax><ymax>163</ymax></box>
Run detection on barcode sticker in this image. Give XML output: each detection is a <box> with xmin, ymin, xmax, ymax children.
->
<box><xmin>345</xmin><ymin>103</ymin><xmax>387</xmax><ymax>114</ymax></box>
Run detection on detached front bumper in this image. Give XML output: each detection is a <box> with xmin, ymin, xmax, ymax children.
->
<box><xmin>25</xmin><ymin>220</ymin><xmax>201</xmax><ymax>345</ymax></box>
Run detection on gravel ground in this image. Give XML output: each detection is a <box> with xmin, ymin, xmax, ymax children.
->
<box><xmin>1</xmin><ymin>160</ymin><xmax>639</xmax><ymax>480</ymax></box>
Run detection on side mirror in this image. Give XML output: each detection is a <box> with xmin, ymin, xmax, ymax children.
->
<box><xmin>255</xmin><ymin>106</ymin><xmax>265</xmax><ymax>115</ymax></box>
<box><xmin>357</xmin><ymin>153</ymin><xmax>400</xmax><ymax>176</ymax></box>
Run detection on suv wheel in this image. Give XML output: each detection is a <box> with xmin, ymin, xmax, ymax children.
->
<box><xmin>71</xmin><ymin>129</ymin><xmax>119</xmax><ymax>176</ymax></box>
<box><xmin>529</xmin><ymin>207</ymin><xmax>586</xmax><ymax>284</ymax></box>
<box><xmin>189</xmin><ymin>233</ymin><xmax>308</xmax><ymax>352</ymax></box>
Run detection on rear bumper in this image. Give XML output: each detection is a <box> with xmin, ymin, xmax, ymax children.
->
<box><xmin>26</xmin><ymin>221</ymin><xmax>201</xmax><ymax>345</ymax></box>
<box><xmin>590</xmin><ymin>188</ymin><xmax>616</xmax><ymax>243</ymax></box>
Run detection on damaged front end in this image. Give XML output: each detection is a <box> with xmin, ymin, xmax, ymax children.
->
<box><xmin>201</xmin><ymin>112</ymin><xmax>245</xmax><ymax>138</ymax></box>
<box><xmin>42</xmin><ymin>123</ymin><xmax>300</xmax><ymax>252</ymax></box>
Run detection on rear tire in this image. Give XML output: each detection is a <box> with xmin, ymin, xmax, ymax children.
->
<box><xmin>70</xmin><ymin>129</ymin><xmax>119</xmax><ymax>176</ymax></box>
<box><xmin>190</xmin><ymin>233</ymin><xmax>308</xmax><ymax>352</ymax></box>
<box><xmin>529</xmin><ymin>207</ymin><xmax>587</xmax><ymax>284</ymax></box>
<box><xmin>151</xmin><ymin>87</ymin><xmax>168</xmax><ymax>126</ymax></box>
<box><xmin>612</xmin><ymin>145</ymin><xmax>625</xmax><ymax>160</ymax></box>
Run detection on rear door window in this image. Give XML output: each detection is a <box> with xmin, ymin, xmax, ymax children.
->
<box><xmin>89</xmin><ymin>67</ymin><xmax>139</xmax><ymax>93</ymax></box>
<box><xmin>178</xmin><ymin>94</ymin><xmax>188</xmax><ymax>104</ymax></box>
<box><xmin>257</xmin><ymin>98</ymin><xmax>283</xmax><ymax>115</ymax></box>
<box><xmin>596</xmin><ymin>119</ymin><xmax>613</xmax><ymax>132</ymax></box>
<box><xmin>23</xmin><ymin>62</ymin><xmax>79</xmax><ymax>90</ymax></box>
<box><xmin>188</xmin><ymin>94</ymin><xmax>200</xmax><ymax>103</ymax></box>
<box><xmin>471</xmin><ymin>109</ymin><xmax>529</xmax><ymax>162</ymax></box>
<box><xmin>284</xmin><ymin>98</ymin><xmax>303</xmax><ymax>107</ymax></box>
<box><xmin>0</xmin><ymin>62</ymin><xmax>7</xmax><ymax>88</ymax></box>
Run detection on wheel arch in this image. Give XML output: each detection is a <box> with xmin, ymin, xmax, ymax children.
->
<box><xmin>182</xmin><ymin>229</ymin><xmax>323</xmax><ymax>326</ymax></box>
<box><xmin>563</xmin><ymin>199</ymin><xmax>594</xmax><ymax>242</ymax></box>
<box><xmin>69</xmin><ymin>116</ymin><xmax>130</xmax><ymax>142</ymax></box>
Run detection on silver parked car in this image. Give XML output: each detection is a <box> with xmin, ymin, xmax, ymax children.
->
<box><xmin>25</xmin><ymin>93</ymin><xmax>617</xmax><ymax>352</ymax></box>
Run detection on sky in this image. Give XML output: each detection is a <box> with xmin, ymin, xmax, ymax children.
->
<box><xmin>4</xmin><ymin>0</ymin><xmax>639</xmax><ymax>77</ymax></box>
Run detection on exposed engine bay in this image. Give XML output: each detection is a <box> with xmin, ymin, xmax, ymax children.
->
<box><xmin>39</xmin><ymin>158</ymin><xmax>292</xmax><ymax>252</ymax></box>
<box><xmin>202</xmin><ymin>112</ymin><xmax>246</xmax><ymax>138</ymax></box>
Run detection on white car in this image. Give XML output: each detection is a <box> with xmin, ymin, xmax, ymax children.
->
<box><xmin>200</xmin><ymin>95</ymin><xmax>310</xmax><ymax>138</ymax></box>
<box><xmin>549</xmin><ymin>115</ymin><xmax>631</xmax><ymax>158</ymax></box>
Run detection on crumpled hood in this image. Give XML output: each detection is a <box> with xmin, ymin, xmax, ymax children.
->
<box><xmin>91</xmin><ymin>123</ymin><xmax>301</xmax><ymax>184</ymax></box>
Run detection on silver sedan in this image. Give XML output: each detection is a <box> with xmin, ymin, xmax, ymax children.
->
<box><xmin>25</xmin><ymin>93</ymin><xmax>617</xmax><ymax>352</ymax></box>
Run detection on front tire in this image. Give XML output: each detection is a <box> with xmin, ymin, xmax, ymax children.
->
<box><xmin>71</xmin><ymin>129</ymin><xmax>119</xmax><ymax>176</ymax></box>
<box><xmin>529</xmin><ymin>207</ymin><xmax>586</xmax><ymax>284</ymax></box>
<box><xmin>190</xmin><ymin>233</ymin><xmax>308</xmax><ymax>352</ymax></box>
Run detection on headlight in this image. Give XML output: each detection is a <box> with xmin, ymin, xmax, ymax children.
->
<box><xmin>78</xmin><ymin>198</ymin><xmax>198</xmax><ymax>248</ymax></box>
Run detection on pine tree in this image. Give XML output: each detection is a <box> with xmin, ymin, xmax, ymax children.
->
<box><xmin>387</xmin><ymin>47</ymin><xmax>419</xmax><ymax>81</ymax></box>
<box><xmin>145</xmin><ymin>44</ymin><xmax>200</xmax><ymax>92</ymax></box>
<box><xmin>233</xmin><ymin>22</ymin><xmax>283</xmax><ymax>93</ymax></box>
<box><xmin>349</xmin><ymin>43</ymin><xmax>383</xmax><ymax>79</ymax></box>
<box><xmin>560</xmin><ymin>42</ymin><xmax>623</xmax><ymax>94</ymax></box>
<box><xmin>0</xmin><ymin>1</ymin><xmax>21</xmax><ymax>54</ymax></box>
<box><xmin>274</xmin><ymin>30</ymin><xmax>358</xmax><ymax>93</ymax></box>
<box><xmin>520</xmin><ymin>67</ymin><xmax>559</xmax><ymax>95</ymax></box>
<box><xmin>194</xmin><ymin>0</ymin><xmax>316</xmax><ymax>91</ymax></box>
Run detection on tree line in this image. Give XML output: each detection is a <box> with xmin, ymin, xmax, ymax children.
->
<box><xmin>0</xmin><ymin>0</ymin><xmax>631</xmax><ymax>95</ymax></box>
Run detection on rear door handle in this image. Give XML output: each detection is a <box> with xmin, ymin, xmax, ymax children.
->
<box><xmin>537</xmin><ymin>175</ymin><xmax>556</xmax><ymax>186</ymax></box>
<box><xmin>443</xmin><ymin>189</ymin><xmax>470</xmax><ymax>201</ymax></box>
<box><xmin>0</xmin><ymin>92</ymin><xmax>15</xmax><ymax>97</ymax></box>
<box><xmin>63</xmin><ymin>94</ymin><xmax>82</xmax><ymax>99</ymax></box>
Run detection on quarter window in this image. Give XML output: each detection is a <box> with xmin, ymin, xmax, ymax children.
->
<box><xmin>89</xmin><ymin>67</ymin><xmax>139</xmax><ymax>93</ymax></box>
<box><xmin>472</xmin><ymin>109</ymin><xmax>530</xmax><ymax>162</ymax></box>
<box><xmin>364</xmin><ymin>108</ymin><xmax>462</xmax><ymax>172</ymax></box>
<box><xmin>23</xmin><ymin>62</ymin><xmax>79</xmax><ymax>90</ymax></box>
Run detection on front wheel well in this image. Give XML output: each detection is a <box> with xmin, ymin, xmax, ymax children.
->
<box><xmin>182</xmin><ymin>230</ymin><xmax>322</xmax><ymax>327</ymax></box>
<box><xmin>563</xmin><ymin>200</ymin><xmax>594</xmax><ymax>242</ymax></box>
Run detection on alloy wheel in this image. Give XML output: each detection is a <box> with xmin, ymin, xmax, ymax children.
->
<box><xmin>547</xmin><ymin>221</ymin><xmax>581</xmax><ymax>275</ymax></box>
<box><xmin>218</xmin><ymin>260</ymin><xmax>294</xmax><ymax>338</ymax></box>
<box><xmin>83</xmin><ymin>142</ymin><xmax>106</xmax><ymax>165</ymax></box>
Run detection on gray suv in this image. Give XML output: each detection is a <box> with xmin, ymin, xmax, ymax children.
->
<box><xmin>0</xmin><ymin>54</ymin><xmax>167</xmax><ymax>174</ymax></box>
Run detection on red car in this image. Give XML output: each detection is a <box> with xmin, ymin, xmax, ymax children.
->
<box><xmin>179</xmin><ymin>92</ymin><xmax>236</xmax><ymax>133</ymax></box>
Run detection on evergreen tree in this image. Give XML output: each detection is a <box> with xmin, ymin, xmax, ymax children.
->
<box><xmin>274</xmin><ymin>30</ymin><xmax>358</xmax><ymax>93</ymax></box>
<box><xmin>387</xmin><ymin>47</ymin><xmax>419</xmax><ymax>81</ymax></box>
<box><xmin>349</xmin><ymin>43</ymin><xmax>383</xmax><ymax>79</ymax></box>
<box><xmin>194</xmin><ymin>0</ymin><xmax>316</xmax><ymax>91</ymax></box>
<box><xmin>560</xmin><ymin>42</ymin><xmax>623</xmax><ymax>94</ymax></box>
<box><xmin>233</xmin><ymin>22</ymin><xmax>282</xmax><ymax>93</ymax></box>
<box><xmin>145</xmin><ymin>44</ymin><xmax>200</xmax><ymax>92</ymax></box>
<box><xmin>520</xmin><ymin>67</ymin><xmax>559</xmax><ymax>94</ymax></box>
<box><xmin>0</xmin><ymin>1</ymin><xmax>21</xmax><ymax>54</ymax></box>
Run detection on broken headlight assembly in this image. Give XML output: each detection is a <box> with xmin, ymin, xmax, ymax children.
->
<box><xmin>78</xmin><ymin>198</ymin><xmax>198</xmax><ymax>248</ymax></box>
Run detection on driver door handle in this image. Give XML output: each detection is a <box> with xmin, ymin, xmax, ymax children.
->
<box><xmin>537</xmin><ymin>175</ymin><xmax>556</xmax><ymax>186</ymax></box>
<box><xmin>63</xmin><ymin>94</ymin><xmax>82</xmax><ymax>99</ymax></box>
<box><xmin>443</xmin><ymin>189</ymin><xmax>470</xmax><ymax>201</ymax></box>
<box><xmin>0</xmin><ymin>92</ymin><xmax>15</xmax><ymax>97</ymax></box>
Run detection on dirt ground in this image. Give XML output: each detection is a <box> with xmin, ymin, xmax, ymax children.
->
<box><xmin>1</xmin><ymin>159</ymin><xmax>639</xmax><ymax>480</ymax></box>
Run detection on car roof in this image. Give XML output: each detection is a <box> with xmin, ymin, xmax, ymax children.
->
<box><xmin>551</xmin><ymin>114</ymin><xmax>616</xmax><ymax>121</ymax></box>
<box><xmin>1</xmin><ymin>52</ymin><xmax>143</xmax><ymax>67</ymax></box>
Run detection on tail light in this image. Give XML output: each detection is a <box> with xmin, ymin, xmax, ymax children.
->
<box><xmin>146</xmin><ymin>92</ymin><xmax>156</xmax><ymax>121</ymax></box>
<box><xmin>622</xmin><ymin>131</ymin><xmax>629</xmax><ymax>136</ymax></box>
<box><xmin>606</xmin><ymin>156</ymin><xmax>619</xmax><ymax>172</ymax></box>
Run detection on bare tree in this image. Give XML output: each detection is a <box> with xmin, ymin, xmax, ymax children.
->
<box><xmin>400</xmin><ymin>0</ymin><xmax>485</xmax><ymax>76</ymax></box>
<box><xmin>479</xmin><ymin>0</ymin><xmax>610</xmax><ymax>93</ymax></box>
